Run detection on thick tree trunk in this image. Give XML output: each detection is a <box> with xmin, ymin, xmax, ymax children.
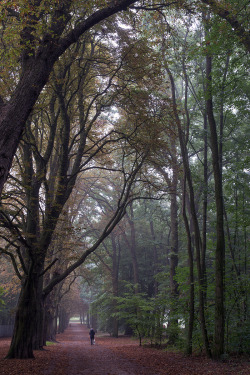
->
<box><xmin>33</xmin><ymin>282</ymin><xmax>45</xmax><ymax>350</ymax></box>
<box><xmin>0</xmin><ymin>55</ymin><xmax>56</xmax><ymax>195</ymax></box>
<box><xmin>58</xmin><ymin>308</ymin><xmax>69</xmax><ymax>334</ymax></box>
<box><xmin>6</xmin><ymin>263</ymin><xmax>43</xmax><ymax>359</ymax></box>
<box><xmin>44</xmin><ymin>296</ymin><xmax>57</xmax><ymax>343</ymax></box>
<box><xmin>45</xmin><ymin>310</ymin><xmax>56</xmax><ymax>342</ymax></box>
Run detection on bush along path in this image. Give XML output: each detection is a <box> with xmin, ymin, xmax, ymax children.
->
<box><xmin>0</xmin><ymin>323</ymin><xmax>249</xmax><ymax>375</ymax></box>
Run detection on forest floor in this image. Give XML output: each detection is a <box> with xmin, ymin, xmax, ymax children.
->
<box><xmin>0</xmin><ymin>323</ymin><xmax>249</xmax><ymax>375</ymax></box>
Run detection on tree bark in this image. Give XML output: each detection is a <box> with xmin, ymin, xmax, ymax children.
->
<box><xmin>168</xmin><ymin>160</ymin><xmax>179</xmax><ymax>344</ymax></box>
<box><xmin>6</xmin><ymin>261</ymin><xmax>44</xmax><ymax>359</ymax></box>
<box><xmin>182</xmin><ymin>176</ymin><xmax>194</xmax><ymax>356</ymax></box>
<box><xmin>111</xmin><ymin>233</ymin><xmax>120</xmax><ymax>338</ymax></box>
<box><xmin>205</xmin><ymin>54</ymin><xmax>225</xmax><ymax>358</ymax></box>
<box><xmin>126</xmin><ymin>204</ymin><xmax>140</xmax><ymax>292</ymax></box>
<box><xmin>149</xmin><ymin>220</ymin><xmax>159</xmax><ymax>296</ymax></box>
<box><xmin>201</xmin><ymin>113</ymin><xmax>208</xmax><ymax>305</ymax></box>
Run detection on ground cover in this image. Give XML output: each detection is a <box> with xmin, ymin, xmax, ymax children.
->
<box><xmin>0</xmin><ymin>324</ymin><xmax>249</xmax><ymax>374</ymax></box>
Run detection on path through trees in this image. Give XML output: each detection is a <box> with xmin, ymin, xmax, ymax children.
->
<box><xmin>0</xmin><ymin>323</ymin><xmax>249</xmax><ymax>375</ymax></box>
<box><xmin>54</xmin><ymin>324</ymin><xmax>156</xmax><ymax>375</ymax></box>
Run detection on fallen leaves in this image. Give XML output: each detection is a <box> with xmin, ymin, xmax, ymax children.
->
<box><xmin>0</xmin><ymin>324</ymin><xmax>249</xmax><ymax>375</ymax></box>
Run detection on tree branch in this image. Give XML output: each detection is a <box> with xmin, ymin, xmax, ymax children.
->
<box><xmin>39</xmin><ymin>258</ymin><xmax>59</xmax><ymax>277</ymax></box>
<box><xmin>42</xmin><ymin>153</ymin><xmax>146</xmax><ymax>297</ymax></box>
<box><xmin>200</xmin><ymin>0</ymin><xmax>250</xmax><ymax>52</ymax></box>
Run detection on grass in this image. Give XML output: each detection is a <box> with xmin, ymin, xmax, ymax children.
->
<box><xmin>45</xmin><ymin>341</ymin><xmax>56</xmax><ymax>346</ymax></box>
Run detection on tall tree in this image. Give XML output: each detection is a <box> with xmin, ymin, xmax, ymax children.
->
<box><xmin>203</xmin><ymin>12</ymin><xmax>225</xmax><ymax>357</ymax></box>
<box><xmin>0</xmin><ymin>27</ymin><xmax>149</xmax><ymax>358</ymax></box>
<box><xmin>0</xmin><ymin>0</ymin><xmax>139</xmax><ymax>196</ymax></box>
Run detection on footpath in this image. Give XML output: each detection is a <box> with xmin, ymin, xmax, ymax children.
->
<box><xmin>0</xmin><ymin>323</ymin><xmax>249</xmax><ymax>375</ymax></box>
<box><xmin>43</xmin><ymin>323</ymin><xmax>159</xmax><ymax>375</ymax></box>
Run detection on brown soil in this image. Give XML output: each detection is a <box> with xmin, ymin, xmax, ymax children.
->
<box><xmin>0</xmin><ymin>323</ymin><xmax>249</xmax><ymax>375</ymax></box>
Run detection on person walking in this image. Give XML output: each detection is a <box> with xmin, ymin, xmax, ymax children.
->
<box><xmin>89</xmin><ymin>328</ymin><xmax>95</xmax><ymax>345</ymax></box>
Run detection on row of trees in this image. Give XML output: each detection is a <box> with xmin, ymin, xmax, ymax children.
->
<box><xmin>0</xmin><ymin>0</ymin><xmax>249</xmax><ymax>360</ymax></box>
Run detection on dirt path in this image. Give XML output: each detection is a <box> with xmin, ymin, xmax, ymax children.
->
<box><xmin>0</xmin><ymin>323</ymin><xmax>249</xmax><ymax>375</ymax></box>
<box><xmin>53</xmin><ymin>323</ymin><xmax>159</xmax><ymax>375</ymax></box>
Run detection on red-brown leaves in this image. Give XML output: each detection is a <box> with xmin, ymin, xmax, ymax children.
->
<box><xmin>0</xmin><ymin>325</ymin><xmax>249</xmax><ymax>375</ymax></box>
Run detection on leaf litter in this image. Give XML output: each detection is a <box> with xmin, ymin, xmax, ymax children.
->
<box><xmin>0</xmin><ymin>324</ymin><xmax>249</xmax><ymax>375</ymax></box>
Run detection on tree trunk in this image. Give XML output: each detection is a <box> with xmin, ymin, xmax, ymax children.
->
<box><xmin>44</xmin><ymin>296</ymin><xmax>57</xmax><ymax>343</ymax></box>
<box><xmin>58</xmin><ymin>308</ymin><xmax>69</xmax><ymax>334</ymax></box>
<box><xmin>201</xmin><ymin>113</ymin><xmax>208</xmax><ymax>301</ymax></box>
<box><xmin>6</xmin><ymin>262</ymin><xmax>43</xmax><ymax>359</ymax></box>
<box><xmin>165</xmin><ymin>65</ymin><xmax>211</xmax><ymax>358</ymax></box>
<box><xmin>149</xmin><ymin>220</ymin><xmax>159</xmax><ymax>296</ymax></box>
<box><xmin>182</xmin><ymin>176</ymin><xmax>194</xmax><ymax>356</ymax></box>
<box><xmin>111</xmin><ymin>233</ymin><xmax>119</xmax><ymax>337</ymax></box>
<box><xmin>33</xmin><ymin>281</ymin><xmax>45</xmax><ymax>350</ymax></box>
<box><xmin>126</xmin><ymin>204</ymin><xmax>139</xmax><ymax>291</ymax></box>
<box><xmin>168</xmin><ymin>161</ymin><xmax>179</xmax><ymax>344</ymax></box>
<box><xmin>206</xmin><ymin>54</ymin><xmax>225</xmax><ymax>358</ymax></box>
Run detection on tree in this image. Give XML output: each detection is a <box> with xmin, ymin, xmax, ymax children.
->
<box><xmin>1</xmin><ymin>0</ymin><xmax>249</xmax><ymax>199</ymax></box>
<box><xmin>200</xmin><ymin>0</ymin><xmax>250</xmax><ymax>52</ymax></box>
<box><xmin>0</xmin><ymin>287</ymin><xmax>4</xmax><ymax>310</ymax></box>
<box><xmin>113</xmin><ymin>283</ymin><xmax>155</xmax><ymax>346</ymax></box>
<box><xmin>73</xmin><ymin>176</ymin><xmax>126</xmax><ymax>337</ymax></box>
<box><xmin>203</xmin><ymin>12</ymin><xmax>225</xmax><ymax>358</ymax></box>
<box><xmin>0</xmin><ymin>0</ymin><xmax>139</xmax><ymax>196</ymax></box>
<box><xmin>0</xmin><ymin>255</ymin><xmax>20</xmax><ymax>327</ymax></box>
<box><xmin>0</xmin><ymin>23</ymin><xmax>153</xmax><ymax>357</ymax></box>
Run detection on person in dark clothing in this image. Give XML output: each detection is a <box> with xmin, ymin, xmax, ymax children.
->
<box><xmin>89</xmin><ymin>328</ymin><xmax>95</xmax><ymax>345</ymax></box>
